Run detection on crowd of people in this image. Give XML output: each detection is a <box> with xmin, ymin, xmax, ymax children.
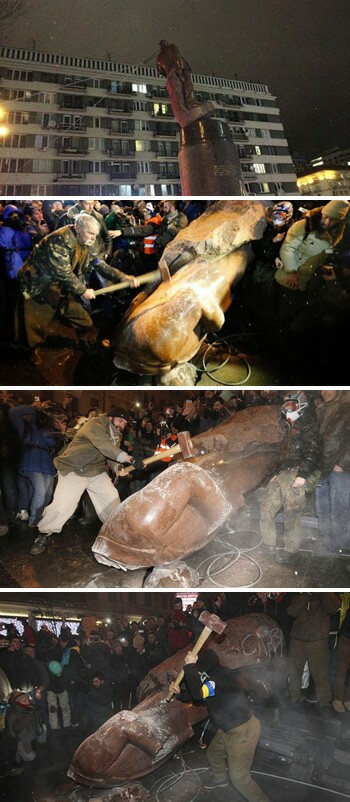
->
<box><xmin>0</xmin><ymin>198</ymin><xmax>349</xmax><ymax>380</ymax></box>
<box><xmin>0</xmin><ymin>592</ymin><xmax>350</xmax><ymax>787</ymax></box>
<box><xmin>0</xmin><ymin>389</ymin><xmax>349</xmax><ymax>566</ymax></box>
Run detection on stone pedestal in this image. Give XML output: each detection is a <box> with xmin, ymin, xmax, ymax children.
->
<box><xmin>179</xmin><ymin>118</ymin><xmax>243</xmax><ymax>195</ymax></box>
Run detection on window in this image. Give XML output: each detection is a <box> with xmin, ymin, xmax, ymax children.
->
<box><xmin>253</xmin><ymin>163</ymin><xmax>266</xmax><ymax>173</ymax></box>
<box><xmin>132</xmin><ymin>83</ymin><xmax>147</xmax><ymax>94</ymax></box>
<box><xmin>94</xmin><ymin>118</ymin><xmax>101</xmax><ymax>128</ymax></box>
<box><xmin>133</xmin><ymin>101</ymin><xmax>148</xmax><ymax>112</ymax></box>
<box><xmin>254</xmin><ymin>146</ymin><xmax>261</xmax><ymax>155</ymax></box>
<box><xmin>153</xmin><ymin>103</ymin><xmax>168</xmax><ymax>116</ymax></box>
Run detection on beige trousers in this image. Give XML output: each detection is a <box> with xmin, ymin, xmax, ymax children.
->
<box><xmin>207</xmin><ymin>715</ymin><xmax>269</xmax><ymax>802</ymax></box>
<box><xmin>38</xmin><ymin>471</ymin><xmax>120</xmax><ymax>535</ymax></box>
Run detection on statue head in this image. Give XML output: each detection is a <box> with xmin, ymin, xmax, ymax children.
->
<box><xmin>159</xmin><ymin>39</ymin><xmax>169</xmax><ymax>48</ymax></box>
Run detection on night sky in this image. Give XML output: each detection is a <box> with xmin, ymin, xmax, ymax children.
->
<box><xmin>2</xmin><ymin>0</ymin><xmax>349</xmax><ymax>159</ymax></box>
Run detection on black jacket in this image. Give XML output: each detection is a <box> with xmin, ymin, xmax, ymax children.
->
<box><xmin>316</xmin><ymin>393</ymin><xmax>350</xmax><ymax>475</ymax></box>
<box><xmin>181</xmin><ymin>664</ymin><xmax>252</xmax><ymax>732</ymax></box>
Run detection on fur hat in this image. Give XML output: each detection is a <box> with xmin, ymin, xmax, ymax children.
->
<box><xmin>321</xmin><ymin>200</ymin><xmax>350</xmax><ymax>220</ymax></box>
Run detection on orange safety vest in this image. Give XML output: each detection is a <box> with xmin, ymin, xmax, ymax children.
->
<box><xmin>154</xmin><ymin>434</ymin><xmax>178</xmax><ymax>462</ymax></box>
<box><xmin>143</xmin><ymin>213</ymin><xmax>162</xmax><ymax>255</ymax></box>
<box><xmin>143</xmin><ymin>234</ymin><xmax>157</xmax><ymax>255</ymax></box>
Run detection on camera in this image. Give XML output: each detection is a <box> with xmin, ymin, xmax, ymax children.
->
<box><xmin>159</xmin><ymin>421</ymin><xmax>169</xmax><ymax>438</ymax></box>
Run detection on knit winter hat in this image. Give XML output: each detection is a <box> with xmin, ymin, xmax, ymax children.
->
<box><xmin>9</xmin><ymin>690</ymin><xmax>30</xmax><ymax>705</ymax></box>
<box><xmin>107</xmin><ymin>407</ymin><xmax>129</xmax><ymax>422</ymax></box>
<box><xmin>321</xmin><ymin>200</ymin><xmax>350</xmax><ymax>220</ymax></box>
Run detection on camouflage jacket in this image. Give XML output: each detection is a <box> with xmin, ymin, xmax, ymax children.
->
<box><xmin>17</xmin><ymin>225</ymin><xmax>125</xmax><ymax>299</ymax></box>
<box><xmin>280</xmin><ymin>410</ymin><xmax>321</xmax><ymax>478</ymax></box>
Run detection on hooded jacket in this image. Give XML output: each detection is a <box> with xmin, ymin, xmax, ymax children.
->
<box><xmin>182</xmin><ymin>662</ymin><xmax>252</xmax><ymax>731</ymax></box>
<box><xmin>54</xmin><ymin>414</ymin><xmax>125</xmax><ymax>477</ymax></box>
<box><xmin>276</xmin><ymin>207</ymin><xmax>348</xmax><ymax>291</ymax></box>
<box><xmin>0</xmin><ymin>205</ymin><xmax>33</xmax><ymax>279</ymax></box>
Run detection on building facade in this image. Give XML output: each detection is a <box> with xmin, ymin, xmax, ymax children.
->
<box><xmin>297</xmin><ymin>167</ymin><xmax>350</xmax><ymax>195</ymax></box>
<box><xmin>0</xmin><ymin>47</ymin><xmax>297</xmax><ymax>196</ymax></box>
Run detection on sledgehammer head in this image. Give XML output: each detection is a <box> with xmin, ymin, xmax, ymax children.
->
<box><xmin>158</xmin><ymin>255</ymin><xmax>171</xmax><ymax>283</ymax></box>
<box><xmin>177</xmin><ymin>431</ymin><xmax>195</xmax><ymax>459</ymax></box>
<box><xmin>198</xmin><ymin>611</ymin><xmax>227</xmax><ymax>635</ymax></box>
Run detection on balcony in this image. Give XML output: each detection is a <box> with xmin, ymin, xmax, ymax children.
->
<box><xmin>231</xmin><ymin>132</ymin><xmax>249</xmax><ymax>142</ymax></box>
<box><xmin>57</xmin><ymin>122</ymin><xmax>87</xmax><ymax>132</ymax></box>
<box><xmin>54</xmin><ymin>173</ymin><xmax>87</xmax><ymax>181</ymax></box>
<box><xmin>104</xmin><ymin>150</ymin><xmax>135</xmax><ymax>158</ymax></box>
<box><xmin>107</xmin><ymin>106</ymin><xmax>132</xmax><ymax>115</ymax></box>
<box><xmin>108</xmin><ymin>126</ymin><xmax>134</xmax><ymax>136</ymax></box>
<box><xmin>151</xmin><ymin>111</ymin><xmax>173</xmax><ymax>119</ymax></box>
<box><xmin>58</xmin><ymin>100</ymin><xmax>87</xmax><ymax>111</ymax></box>
<box><xmin>57</xmin><ymin>146</ymin><xmax>89</xmax><ymax>155</ymax></box>
<box><xmin>59</xmin><ymin>84</ymin><xmax>88</xmax><ymax>92</ymax></box>
<box><xmin>109</xmin><ymin>169</ymin><xmax>137</xmax><ymax>181</ymax></box>
<box><xmin>154</xmin><ymin>128</ymin><xmax>178</xmax><ymax>138</ymax></box>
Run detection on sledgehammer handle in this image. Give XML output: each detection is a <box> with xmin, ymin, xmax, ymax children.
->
<box><xmin>93</xmin><ymin>269</ymin><xmax>161</xmax><ymax>296</ymax></box>
<box><xmin>143</xmin><ymin>443</ymin><xmax>182</xmax><ymax>466</ymax></box>
<box><xmin>165</xmin><ymin>626</ymin><xmax>213</xmax><ymax>702</ymax></box>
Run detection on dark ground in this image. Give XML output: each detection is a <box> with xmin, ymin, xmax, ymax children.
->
<box><xmin>2</xmin><ymin>699</ymin><xmax>350</xmax><ymax>802</ymax></box>
<box><xmin>0</xmin><ymin>298</ymin><xmax>345</xmax><ymax>388</ymax></box>
<box><xmin>0</xmin><ymin>489</ymin><xmax>349</xmax><ymax>590</ymax></box>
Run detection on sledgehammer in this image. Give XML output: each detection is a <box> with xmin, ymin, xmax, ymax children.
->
<box><xmin>165</xmin><ymin>611</ymin><xmax>227</xmax><ymax>702</ymax></box>
<box><xmin>93</xmin><ymin>261</ymin><xmax>171</xmax><ymax>296</ymax></box>
<box><xmin>117</xmin><ymin>431</ymin><xmax>195</xmax><ymax>476</ymax></box>
<box><xmin>143</xmin><ymin>430</ymin><xmax>195</xmax><ymax>466</ymax></box>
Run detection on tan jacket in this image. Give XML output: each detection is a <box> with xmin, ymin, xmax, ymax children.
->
<box><xmin>55</xmin><ymin>414</ymin><xmax>125</xmax><ymax>477</ymax></box>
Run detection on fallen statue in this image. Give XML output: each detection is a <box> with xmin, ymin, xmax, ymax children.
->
<box><xmin>92</xmin><ymin>404</ymin><xmax>282</xmax><ymax>570</ymax></box>
<box><xmin>68</xmin><ymin>613</ymin><xmax>286</xmax><ymax>788</ymax></box>
<box><xmin>112</xmin><ymin>201</ymin><xmax>267</xmax><ymax>378</ymax></box>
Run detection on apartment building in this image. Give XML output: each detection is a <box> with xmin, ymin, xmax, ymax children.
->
<box><xmin>0</xmin><ymin>47</ymin><xmax>298</xmax><ymax>196</ymax></box>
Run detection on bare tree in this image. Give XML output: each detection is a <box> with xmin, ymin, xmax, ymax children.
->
<box><xmin>0</xmin><ymin>0</ymin><xmax>26</xmax><ymax>25</ymax></box>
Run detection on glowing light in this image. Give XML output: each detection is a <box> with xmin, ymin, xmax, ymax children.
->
<box><xmin>297</xmin><ymin>170</ymin><xmax>338</xmax><ymax>187</ymax></box>
<box><xmin>0</xmin><ymin>125</ymin><xmax>9</xmax><ymax>137</ymax></box>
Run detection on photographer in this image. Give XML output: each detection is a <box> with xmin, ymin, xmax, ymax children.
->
<box><xmin>167</xmin><ymin>597</ymin><xmax>191</xmax><ymax>654</ymax></box>
<box><xmin>24</xmin><ymin>205</ymin><xmax>50</xmax><ymax>245</ymax></box>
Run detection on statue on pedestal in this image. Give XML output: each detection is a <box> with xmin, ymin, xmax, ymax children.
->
<box><xmin>156</xmin><ymin>39</ymin><xmax>215</xmax><ymax>128</ymax></box>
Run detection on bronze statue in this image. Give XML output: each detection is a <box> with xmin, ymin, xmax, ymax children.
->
<box><xmin>92</xmin><ymin>405</ymin><xmax>282</xmax><ymax>571</ymax></box>
<box><xmin>156</xmin><ymin>39</ymin><xmax>215</xmax><ymax>127</ymax></box>
<box><xmin>112</xmin><ymin>201</ymin><xmax>267</xmax><ymax>379</ymax></box>
<box><xmin>68</xmin><ymin>613</ymin><xmax>286</xmax><ymax>788</ymax></box>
